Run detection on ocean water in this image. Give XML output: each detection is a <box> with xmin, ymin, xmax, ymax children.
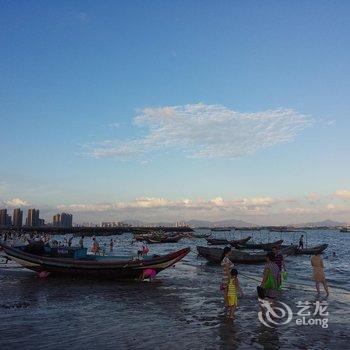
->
<box><xmin>0</xmin><ymin>229</ymin><xmax>349</xmax><ymax>349</ymax></box>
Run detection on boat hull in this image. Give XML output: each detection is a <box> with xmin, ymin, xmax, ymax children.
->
<box><xmin>206</xmin><ymin>236</ymin><xmax>251</xmax><ymax>246</ymax></box>
<box><xmin>197</xmin><ymin>245</ymin><xmax>295</xmax><ymax>265</ymax></box>
<box><xmin>235</xmin><ymin>239</ymin><xmax>284</xmax><ymax>250</ymax></box>
<box><xmin>295</xmin><ymin>244</ymin><xmax>328</xmax><ymax>255</ymax></box>
<box><xmin>0</xmin><ymin>244</ymin><xmax>190</xmax><ymax>280</ymax></box>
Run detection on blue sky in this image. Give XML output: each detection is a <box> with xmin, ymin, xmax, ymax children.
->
<box><xmin>1</xmin><ymin>1</ymin><xmax>350</xmax><ymax>224</ymax></box>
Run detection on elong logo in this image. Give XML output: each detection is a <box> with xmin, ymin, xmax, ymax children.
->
<box><xmin>258</xmin><ymin>299</ymin><xmax>329</xmax><ymax>328</ymax></box>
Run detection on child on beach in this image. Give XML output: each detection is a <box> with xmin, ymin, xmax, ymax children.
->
<box><xmin>227</xmin><ymin>268</ymin><xmax>242</xmax><ymax>319</ymax></box>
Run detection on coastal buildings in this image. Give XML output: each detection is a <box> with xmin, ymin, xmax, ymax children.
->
<box><xmin>52</xmin><ymin>213</ymin><xmax>73</xmax><ymax>228</ymax></box>
<box><xmin>0</xmin><ymin>209</ymin><xmax>12</xmax><ymax>226</ymax></box>
<box><xmin>12</xmin><ymin>208</ymin><xmax>23</xmax><ymax>227</ymax></box>
<box><xmin>101</xmin><ymin>221</ymin><xmax>130</xmax><ymax>227</ymax></box>
<box><xmin>25</xmin><ymin>209</ymin><xmax>41</xmax><ymax>227</ymax></box>
<box><xmin>53</xmin><ymin>214</ymin><xmax>61</xmax><ymax>227</ymax></box>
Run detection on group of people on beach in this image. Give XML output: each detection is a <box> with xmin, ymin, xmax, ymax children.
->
<box><xmin>220</xmin><ymin>240</ymin><xmax>329</xmax><ymax>319</ymax></box>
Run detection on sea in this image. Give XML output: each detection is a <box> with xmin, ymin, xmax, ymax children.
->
<box><xmin>0</xmin><ymin>229</ymin><xmax>349</xmax><ymax>350</ymax></box>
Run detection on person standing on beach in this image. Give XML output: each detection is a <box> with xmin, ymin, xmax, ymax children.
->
<box><xmin>220</xmin><ymin>247</ymin><xmax>234</xmax><ymax>309</ymax></box>
<box><xmin>311</xmin><ymin>253</ymin><xmax>329</xmax><ymax>296</ymax></box>
<box><xmin>79</xmin><ymin>235</ymin><xmax>84</xmax><ymax>248</ymax></box>
<box><xmin>260</xmin><ymin>252</ymin><xmax>281</xmax><ymax>299</ymax></box>
<box><xmin>298</xmin><ymin>235</ymin><xmax>304</xmax><ymax>249</ymax></box>
<box><xmin>91</xmin><ymin>237</ymin><xmax>100</xmax><ymax>255</ymax></box>
<box><xmin>227</xmin><ymin>268</ymin><xmax>242</xmax><ymax>319</ymax></box>
<box><xmin>272</xmin><ymin>246</ymin><xmax>286</xmax><ymax>271</ymax></box>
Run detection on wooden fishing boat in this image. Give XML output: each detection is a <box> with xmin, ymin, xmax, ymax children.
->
<box><xmin>264</xmin><ymin>244</ymin><xmax>298</xmax><ymax>252</ymax></box>
<box><xmin>134</xmin><ymin>233</ymin><xmax>155</xmax><ymax>242</ymax></box>
<box><xmin>235</xmin><ymin>239</ymin><xmax>284</xmax><ymax>250</ymax></box>
<box><xmin>192</xmin><ymin>233</ymin><xmax>212</xmax><ymax>239</ymax></box>
<box><xmin>295</xmin><ymin>244</ymin><xmax>328</xmax><ymax>255</ymax></box>
<box><xmin>206</xmin><ymin>236</ymin><xmax>251</xmax><ymax>246</ymax></box>
<box><xmin>144</xmin><ymin>235</ymin><xmax>182</xmax><ymax>244</ymax></box>
<box><xmin>0</xmin><ymin>242</ymin><xmax>190</xmax><ymax>280</ymax></box>
<box><xmin>197</xmin><ymin>245</ymin><xmax>295</xmax><ymax>265</ymax></box>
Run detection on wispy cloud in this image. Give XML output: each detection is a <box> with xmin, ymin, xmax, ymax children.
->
<box><xmin>334</xmin><ymin>189</ymin><xmax>350</xmax><ymax>200</ymax></box>
<box><xmin>83</xmin><ymin>104</ymin><xmax>312</xmax><ymax>160</ymax></box>
<box><xmin>57</xmin><ymin>196</ymin><xmax>297</xmax><ymax>214</ymax></box>
<box><xmin>3</xmin><ymin>198</ymin><xmax>28</xmax><ymax>207</ymax></box>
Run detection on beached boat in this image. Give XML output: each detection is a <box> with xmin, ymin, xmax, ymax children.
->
<box><xmin>295</xmin><ymin>244</ymin><xmax>328</xmax><ymax>255</ymax></box>
<box><xmin>206</xmin><ymin>236</ymin><xmax>252</xmax><ymax>246</ymax></box>
<box><xmin>197</xmin><ymin>245</ymin><xmax>295</xmax><ymax>265</ymax></box>
<box><xmin>0</xmin><ymin>242</ymin><xmax>190</xmax><ymax>280</ymax></box>
<box><xmin>235</xmin><ymin>239</ymin><xmax>283</xmax><ymax>250</ymax></box>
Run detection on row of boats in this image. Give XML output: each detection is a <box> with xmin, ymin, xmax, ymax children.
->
<box><xmin>0</xmin><ymin>232</ymin><xmax>328</xmax><ymax>280</ymax></box>
<box><xmin>197</xmin><ymin>236</ymin><xmax>328</xmax><ymax>265</ymax></box>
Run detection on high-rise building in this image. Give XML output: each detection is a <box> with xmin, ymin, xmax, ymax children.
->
<box><xmin>0</xmin><ymin>209</ymin><xmax>12</xmax><ymax>226</ymax></box>
<box><xmin>26</xmin><ymin>209</ymin><xmax>40</xmax><ymax>227</ymax></box>
<box><xmin>13</xmin><ymin>208</ymin><xmax>23</xmax><ymax>227</ymax></box>
<box><xmin>53</xmin><ymin>214</ymin><xmax>61</xmax><ymax>227</ymax></box>
<box><xmin>52</xmin><ymin>213</ymin><xmax>73</xmax><ymax>228</ymax></box>
<box><xmin>60</xmin><ymin>213</ymin><xmax>73</xmax><ymax>228</ymax></box>
<box><xmin>0</xmin><ymin>209</ymin><xmax>7</xmax><ymax>226</ymax></box>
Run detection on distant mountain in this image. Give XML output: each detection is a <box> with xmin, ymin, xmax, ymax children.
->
<box><xmin>293</xmin><ymin>219</ymin><xmax>346</xmax><ymax>227</ymax></box>
<box><xmin>185</xmin><ymin>219</ymin><xmax>255</xmax><ymax>228</ymax></box>
<box><xmin>185</xmin><ymin>220</ymin><xmax>213</xmax><ymax>227</ymax></box>
<box><xmin>212</xmin><ymin>219</ymin><xmax>255</xmax><ymax>228</ymax></box>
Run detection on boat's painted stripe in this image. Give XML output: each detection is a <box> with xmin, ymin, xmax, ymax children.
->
<box><xmin>11</xmin><ymin>256</ymin><xmax>41</xmax><ymax>267</ymax></box>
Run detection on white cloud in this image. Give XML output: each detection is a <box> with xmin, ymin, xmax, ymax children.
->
<box><xmin>334</xmin><ymin>189</ymin><xmax>350</xmax><ymax>200</ymax></box>
<box><xmin>3</xmin><ymin>198</ymin><xmax>28</xmax><ymax>207</ymax></box>
<box><xmin>57</xmin><ymin>196</ymin><xmax>296</xmax><ymax>215</ymax></box>
<box><xmin>285</xmin><ymin>207</ymin><xmax>315</xmax><ymax>214</ymax></box>
<box><xmin>84</xmin><ymin>104</ymin><xmax>312</xmax><ymax>159</ymax></box>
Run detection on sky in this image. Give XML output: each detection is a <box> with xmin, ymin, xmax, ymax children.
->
<box><xmin>1</xmin><ymin>1</ymin><xmax>350</xmax><ymax>225</ymax></box>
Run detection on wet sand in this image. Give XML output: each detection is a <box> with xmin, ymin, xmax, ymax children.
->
<box><xmin>1</xmin><ymin>229</ymin><xmax>349</xmax><ymax>349</ymax></box>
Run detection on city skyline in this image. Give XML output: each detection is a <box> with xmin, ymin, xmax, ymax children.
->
<box><xmin>1</xmin><ymin>2</ymin><xmax>350</xmax><ymax>225</ymax></box>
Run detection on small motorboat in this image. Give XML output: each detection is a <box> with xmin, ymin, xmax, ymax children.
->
<box><xmin>0</xmin><ymin>242</ymin><xmax>190</xmax><ymax>280</ymax></box>
<box><xmin>295</xmin><ymin>244</ymin><xmax>328</xmax><ymax>255</ymax></box>
<box><xmin>206</xmin><ymin>236</ymin><xmax>251</xmax><ymax>246</ymax></box>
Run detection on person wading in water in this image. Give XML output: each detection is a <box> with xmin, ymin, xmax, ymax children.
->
<box><xmin>220</xmin><ymin>246</ymin><xmax>234</xmax><ymax>311</ymax></box>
